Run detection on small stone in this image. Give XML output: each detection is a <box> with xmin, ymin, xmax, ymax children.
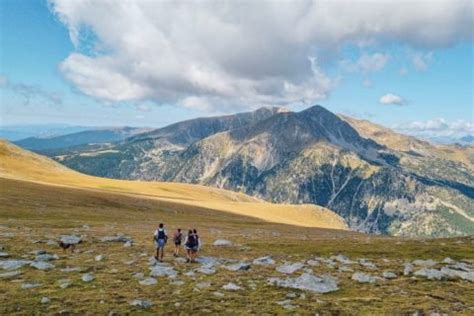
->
<box><xmin>277</xmin><ymin>262</ymin><xmax>305</xmax><ymax>274</ymax></box>
<box><xmin>382</xmin><ymin>271</ymin><xmax>397</xmax><ymax>279</ymax></box>
<box><xmin>213</xmin><ymin>239</ymin><xmax>233</xmax><ymax>247</ymax></box>
<box><xmin>412</xmin><ymin>259</ymin><xmax>437</xmax><ymax>268</ymax></box>
<box><xmin>224</xmin><ymin>262</ymin><xmax>251</xmax><ymax>272</ymax></box>
<box><xmin>0</xmin><ymin>252</ymin><xmax>9</xmax><ymax>258</ymax></box>
<box><xmin>82</xmin><ymin>273</ymin><xmax>94</xmax><ymax>282</ymax></box>
<box><xmin>403</xmin><ymin>263</ymin><xmax>414</xmax><ymax>276</ymax></box>
<box><xmin>95</xmin><ymin>255</ymin><xmax>105</xmax><ymax>262</ymax></box>
<box><xmin>124</xmin><ymin>241</ymin><xmax>133</xmax><ymax>247</ymax></box>
<box><xmin>442</xmin><ymin>257</ymin><xmax>455</xmax><ymax>264</ymax></box>
<box><xmin>338</xmin><ymin>266</ymin><xmax>353</xmax><ymax>273</ymax></box>
<box><xmin>0</xmin><ymin>270</ymin><xmax>22</xmax><ymax>279</ymax></box>
<box><xmin>30</xmin><ymin>261</ymin><xmax>55</xmax><ymax>270</ymax></box>
<box><xmin>139</xmin><ymin>277</ymin><xmax>157</xmax><ymax>286</ymax></box>
<box><xmin>359</xmin><ymin>259</ymin><xmax>377</xmax><ymax>270</ymax></box>
<box><xmin>130</xmin><ymin>299</ymin><xmax>153</xmax><ymax>309</ymax></box>
<box><xmin>41</xmin><ymin>297</ymin><xmax>50</xmax><ymax>304</ymax></box>
<box><xmin>222</xmin><ymin>282</ymin><xmax>242</xmax><ymax>291</ymax></box>
<box><xmin>132</xmin><ymin>272</ymin><xmax>145</xmax><ymax>280</ymax></box>
<box><xmin>60</xmin><ymin>235</ymin><xmax>82</xmax><ymax>245</ymax></box>
<box><xmin>253</xmin><ymin>256</ymin><xmax>275</xmax><ymax>266</ymax></box>
<box><xmin>35</xmin><ymin>253</ymin><xmax>58</xmax><ymax>261</ymax></box>
<box><xmin>196</xmin><ymin>265</ymin><xmax>216</xmax><ymax>275</ymax></box>
<box><xmin>0</xmin><ymin>260</ymin><xmax>31</xmax><ymax>270</ymax></box>
<box><xmin>213</xmin><ymin>291</ymin><xmax>225</xmax><ymax>298</ymax></box>
<box><xmin>351</xmin><ymin>272</ymin><xmax>379</xmax><ymax>283</ymax></box>
<box><xmin>60</xmin><ymin>266</ymin><xmax>81</xmax><ymax>273</ymax></box>
<box><xmin>196</xmin><ymin>281</ymin><xmax>211</xmax><ymax>289</ymax></box>
<box><xmin>21</xmin><ymin>283</ymin><xmax>41</xmax><ymax>289</ymax></box>
<box><xmin>58</xmin><ymin>279</ymin><xmax>72</xmax><ymax>289</ymax></box>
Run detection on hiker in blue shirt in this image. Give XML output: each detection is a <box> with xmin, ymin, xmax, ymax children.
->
<box><xmin>153</xmin><ymin>223</ymin><xmax>168</xmax><ymax>262</ymax></box>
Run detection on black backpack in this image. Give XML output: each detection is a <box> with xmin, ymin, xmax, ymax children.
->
<box><xmin>186</xmin><ymin>234</ymin><xmax>196</xmax><ymax>247</ymax></box>
<box><xmin>157</xmin><ymin>229</ymin><xmax>166</xmax><ymax>240</ymax></box>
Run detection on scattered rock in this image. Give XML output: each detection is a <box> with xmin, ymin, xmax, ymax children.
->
<box><xmin>196</xmin><ymin>265</ymin><xmax>216</xmax><ymax>275</ymax></box>
<box><xmin>0</xmin><ymin>270</ymin><xmax>22</xmax><ymax>279</ymax></box>
<box><xmin>222</xmin><ymin>282</ymin><xmax>242</xmax><ymax>291</ymax></box>
<box><xmin>149</xmin><ymin>264</ymin><xmax>177</xmax><ymax>277</ymax></box>
<box><xmin>41</xmin><ymin>297</ymin><xmax>50</xmax><ymax>304</ymax></box>
<box><xmin>196</xmin><ymin>281</ymin><xmax>211</xmax><ymax>289</ymax></box>
<box><xmin>338</xmin><ymin>266</ymin><xmax>353</xmax><ymax>273</ymax></box>
<box><xmin>359</xmin><ymin>259</ymin><xmax>377</xmax><ymax>270</ymax></box>
<box><xmin>253</xmin><ymin>256</ymin><xmax>275</xmax><ymax>266</ymax></box>
<box><xmin>60</xmin><ymin>235</ymin><xmax>82</xmax><ymax>245</ymax></box>
<box><xmin>213</xmin><ymin>291</ymin><xmax>225</xmax><ymax>298</ymax></box>
<box><xmin>0</xmin><ymin>260</ymin><xmax>31</xmax><ymax>270</ymax></box>
<box><xmin>331</xmin><ymin>255</ymin><xmax>356</xmax><ymax>265</ymax></box>
<box><xmin>60</xmin><ymin>267</ymin><xmax>81</xmax><ymax>273</ymax></box>
<box><xmin>95</xmin><ymin>255</ymin><xmax>105</xmax><ymax>262</ymax></box>
<box><xmin>195</xmin><ymin>256</ymin><xmax>220</xmax><ymax>266</ymax></box>
<box><xmin>35</xmin><ymin>253</ymin><xmax>58</xmax><ymax>262</ymax></box>
<box><xmin>382</xmin><ymin>271</ymin><xmax>397</xmax><ymax>279</ymax></box>
<box><xmin>412</xmin><ymin>259</ymin><xmax>437</xmax><ymax>268</ymax></box>
<box><xmin>58</xmin><ymin>279</ymin><xmax>72</xmax><ymax>289</ymax></box>
<box><xmin>403</xmin><ymin>263</ymin><xmax>414</xmax><ymax>276</ymax></box>
<box><xmin>171</xmin><ymin>280</ymin><xmax>185</xmax><ymax>286</ymax></box>
<box><xmin>440</xmin><ymin>267</ymin><xmax>474</xmax><ymax>282</ymax></box>
<box><xmin>123</xmin><ymin>241</ymin><xmax>133</xmax><ymax>247</ymax></box>
<box><xmin>351</xmin><ymin>272</ymin><xmax>379</xmax><ymax>283</ymax></box>
<box><xmin>21</xmin><ymin>282</ymin><xmax>41</xmax><ymax>289</ymax></box>
<box><xmin>413</xmin><ymin>268</ymin><xmax>444</xmax><ymax>280</ymax></box>
<box><xmin>276</xmin><ymin>299</ymin><xmax>295</xmax><ymax>310</ymax></box>
<box><xmin>0</xmin><ymin>252</ymin><xmax>9</xmax><ymax>258</ymax></box>
<box><xmin>139</xmin><ymin>277</ymin><xmax>157</xmax><ymax>286</ymax></box>
<box><xmin>448</xmin><ymin>262</ymin><xmax>473</xmax><ymax>272</ymax></box>
<box><xmin>307</xmin><ymin>260</ymin><xmax>320</xmax><ymax>266</ymax></box>
<box><xmin>82</xmin><ymin>273</ymin><xmax>94</xmax><ymax>282</ymax></box>
<box><xmin>224</xmin><ymin>262</ymin><xmax>251</xmax><ymax>272</ymax></box>
<box><xmin>30</xmin><ymin>261</ymin><xmax>55</xmax><ymax>270</ymax></box>
<box><xmin>100</xmin><ymin>234</ymin><xmax>133</xmax><ymax>243</ymax></box>
<box><xmin>132</xmin><ymin>272</ymin><xmax>145</xmax><ymax>280</ymax></box>
<box><xmin>130</xmin><ymin>299</ymin><xmax>153</xmax><ymax>309</ymax></box>
<box><xmin>277</xmin><ymin>262</ymin><xmax>305</xmax><ymax>274</ymax></box>
<box><xmin>442</xmin><ymin>257</ymin><xmax>455</xmax><ymax>264</ymax></box>
<box><xmin>213</xmin><ymin>239</ymin><xmax>233</xmax><ymax>247</ymax></box>
<box><xmin>269</xmin><ymin>273</ymin><xmax>339</xmax><ymax>293</ymax></box>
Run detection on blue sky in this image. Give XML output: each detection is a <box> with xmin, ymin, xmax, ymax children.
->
<box><xmin>0</xmin><ymin>0</ymin><xmax>472</xmax><ymax>139</ymax></box>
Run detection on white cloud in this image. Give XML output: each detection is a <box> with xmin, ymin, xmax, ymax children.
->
<box><xmin>412</xmin><ymin>52</ymin><xmax>434</xmax><ymax>71</ymax></box>
<box><xmin>379</xmin><ymin>93</ymin><xmax>405</xmax><ymax>106</ymax></box>
<box><xmin>49</xmin><ymin>0</ymin><xmax>473</xmax><ymax>111</ymax></box>
<box><xmin>394</xmin><ymin>118</ymin><xmax>474</xmax><ymax>138</ymax></box>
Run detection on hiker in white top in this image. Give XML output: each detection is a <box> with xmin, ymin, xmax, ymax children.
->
<box><xmin>153</xmin><ymin>223</ymin><xmax>168</xmax><ymax>262</ymax></box>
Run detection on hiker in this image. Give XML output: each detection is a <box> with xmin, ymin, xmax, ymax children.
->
<box><xmin>173</xmin><ymin>228</ymin><xmax>183</xmax><ymax>257</ymax></box>
<box><xmin>184</xmin><ymin>229</ymin><xmax>197</xmax><ymax>263</ymax></box>
<box><xmin>192</xmin><ymin>228</ymin><xmax>200</xmax><ymax>261</ymax></box>
<box><xmin>153</xmin><ymin>223</ymin><xmax>168</xmax><ymax>262</ymax></box>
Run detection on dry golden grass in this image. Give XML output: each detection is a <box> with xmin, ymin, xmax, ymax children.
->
<box><xmin>0</xmin><ymin>140</ymin><xmax>346</xmax><ymax>230</ymax></box>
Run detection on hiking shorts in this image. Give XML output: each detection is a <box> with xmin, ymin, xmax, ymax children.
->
<box><xmin>155</xmin><ymin>239</ymin><xmax>166</xmax><ymax>249</ymax></box>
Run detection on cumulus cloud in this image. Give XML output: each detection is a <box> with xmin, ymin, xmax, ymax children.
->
<box><xmin>343</xmin><ymin>53</ymin><xmax>390</xmax><ymax>74</ymax></box>
<box><xmin>0</xmin><ymin>75</ymin><xmax>63</xmax><ymax>106</ymax></box>
<box><xmin>394</xmin><ymin>118</ymin><xmax>474</xmax><ymax>139</ymax></box>
<box><xmin>49</xmin><ymin>0</ymin><xmax>473</xmax><ymax>111</ymax></box>
<box><xmin>379</xmin><ymin>93</ymin><xmax>406</xmax><ymax>106</ymax></box>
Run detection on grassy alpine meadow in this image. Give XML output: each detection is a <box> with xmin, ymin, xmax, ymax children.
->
<box><xmin>1</xmin><ymin>177</ymin><xmax>473</xmax><ymax>315</ymax></box>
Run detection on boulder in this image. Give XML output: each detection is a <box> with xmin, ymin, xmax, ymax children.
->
<box><xmin>60</xmin><ymin>235</ymin><xmax>82</xmax><ymax>245</ymax></box>
<box><xmin>139</xmin><ymin>277</ymin><xmax>157</xmax><ymax>286</ymax></box>
<box><xmin>351</xmin><ymin>272</ymin><xmax>379</xmax><ymax>283</ymax></box>
<box><xmin>403</xmin><ymin>263</ymin><xmax>414</xmax><ymax>276</ymax></box>
<box><xmin>0</xmin><ymin>270</ymin><xmax>22</xmax><ymax>279</ymax></box>
<box><xmin>82</xmin><ymin>273</ymin><xmax>94</xmax><ymax>282</ymax></box>
<box><xmin>222</xmin><ymin>282</ymin><xmax>242</xmax><ymax>291</ymax></box>
<box><xmin>276</xmin><ymin>262</ymin><xmax>305</xmax><ymax>274</ymax></box>
<box><xmin>30</xmin><ymin>261</ymin><xmax>55</xmax><ymax>270</ymax></box>
<box><xmin>130</xmin><ymin>299</ymin><xmax>153</xmax><ymax>309</ymax></box>
<box><xmin>440</xmin><ymin>267</ymin><xmax>474</xmax><ymax>282</ymax></box>
<box><xmin>213</xmin><ymin>239</ymin><xmax>233</xmax><ymax>247</ymax></box>
<box><xmin>442</xmin><ymin>257</ymin><xmax>455</xmax><ymax>264</ymax></box>
<box><xmin>35</xmin><ymin>253</ymin><xmax>58</xmax><ymax>262</ymax></box>
<box><xmin>224</xmin><ymin>262</ymin><xmax>251</xmax><ymax>272</ymax></box>
<box><xmin>253</xmin><ymin>256</ymin><xmax>275</xmax><ymax>266</ymax></box>
<box><xmin>413</xmin><ymin>268</ymin><xmax>444</xmax><ymax>280</ymax></box>
<box><xmin>196</xmin><ymin>265</ymin><xmax>216</xmax><ymax>275</ymax></box>
<box><xmin>149</xmin><ymin>264</ymin><xmax>177</xmax><ymax>277</ymax></box>
<box><xmin>412</xmin><ymin>259</ymin><xmax>437</xmax><ymax>268</ymax></box>
<box><xmin>382</xmin><ymin>271</ymin><xmax>397</xmax><ymax>279</ymax></box>
<box><xmin>0</xmin><ymin>260</ymin><xmax>31</xmax><ymax>270</ymax></box>
<box><xmin>269</xmin><ymin>273</ymin><xmax>339</xmax><ymax>294</ymax></box>
<box><xmin>359</xmin><ymin>259</ymin><xmax>377</xmax><ymax>270</ymax></box>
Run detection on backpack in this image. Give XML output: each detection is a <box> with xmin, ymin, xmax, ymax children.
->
<box><xmin>157</xmin><ymin>229</ymin><xmax>166</xmax><ymax>240</ymax></box>
<box><xmin>186</xmin><ymin>234</ymin><xmax>196</xmax><ymax>247</ymax></box>
<box><xmin>173</xmin><ymin>232</ymin><xmax>182</xmax><ymax>243</ymax></box>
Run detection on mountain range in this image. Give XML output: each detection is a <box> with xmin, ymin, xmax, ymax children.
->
<box><xmin>22</xmin><ymin>105</ymin><xmax>473</xmax><ymax>237</ymax></box>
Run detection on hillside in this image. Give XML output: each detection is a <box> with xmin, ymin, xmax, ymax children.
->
<box><xmin>13</xmin><ymin>127</ymin><xmax>150</xmax><ymax>153</ymax></box>
<box><xmin>0</xmin><ymin>140</ymin><xmax>346</xmax><ymax>230</ymax></box>
<box><xmin>53</xmin><ymin>106</ymin><xmax>474</xmax><ymax>237</ymax></box>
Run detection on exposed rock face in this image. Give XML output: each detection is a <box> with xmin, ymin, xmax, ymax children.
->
<box><xmin>56</xmin><ymin>105</ymin><xmax>474</xmax><ymax>237</ymax></box>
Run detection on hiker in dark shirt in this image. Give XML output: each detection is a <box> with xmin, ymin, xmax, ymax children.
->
<box><xmin>173</xmin><ymin>228</ymin><xmax>183</xmax><ymax>257</ymax></box>
<box><xmin>153</xmin><ymin>223</ymin><xmax>168</xmax><ymax>262</ymax></box>
<box><xmin>184</xmin><ymin>229</ymin><xmax>197</xmax><ymax>263</ymax></box>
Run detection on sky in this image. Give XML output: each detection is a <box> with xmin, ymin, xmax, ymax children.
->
<box><xmin>0</xmin><ymin>0</ymin><xmax>473</xmax><ymax>139</ymax></box>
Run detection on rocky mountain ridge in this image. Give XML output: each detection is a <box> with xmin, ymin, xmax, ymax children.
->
<box><xmin>50</xmin><ymin>106</ymin><xmax>474</xmax><ymax>237</ymax></box>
